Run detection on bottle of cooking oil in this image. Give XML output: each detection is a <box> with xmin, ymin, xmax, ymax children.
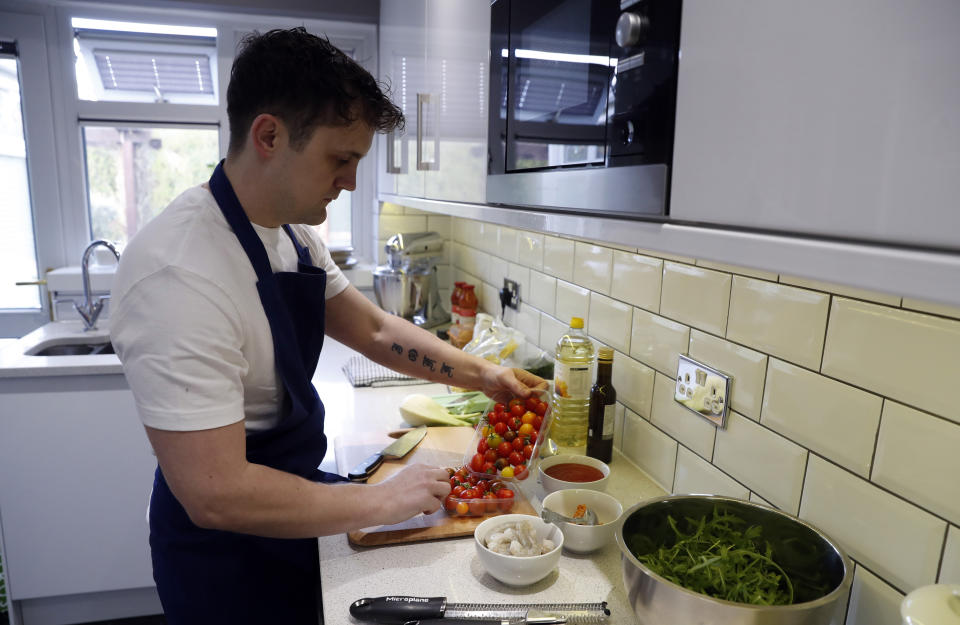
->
<box><xmin>550</xmin><ymin>317</ymin><xmax>595</xmax><ymax>449</ymax></box>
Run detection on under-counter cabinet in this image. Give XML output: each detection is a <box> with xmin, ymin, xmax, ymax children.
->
<box><xmin>0</xmin><ymin>374</ymin><xmax>160</xmax><ymax>625</ymax></box>
<box><xmin>378</xmin><ymin>0</ymin><xmax>490</xmax><ymax>205</ymax></box>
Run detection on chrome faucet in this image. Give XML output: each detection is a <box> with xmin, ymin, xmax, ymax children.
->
<box><xmin>75</xmin><ymin>240</ymin><xmax>121</xmax><ymax>331</ymax></box>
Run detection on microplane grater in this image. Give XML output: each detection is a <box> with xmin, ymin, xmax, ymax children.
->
<box><xmin>349</xmin><ymin>596</ymin><xmax>610</xmax><ymax>624</ymax></box>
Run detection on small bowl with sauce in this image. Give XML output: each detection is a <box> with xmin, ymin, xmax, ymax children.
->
<box><xmin>537</xmin><ymin>454</ymin><xmax>610</xmax><ymax>494</ymax></box>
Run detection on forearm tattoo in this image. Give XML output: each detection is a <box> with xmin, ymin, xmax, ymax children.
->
<box><xmin>391</xmin><ymin>342</ymin><xmax>454</xmax><ymax>378</ymax></box>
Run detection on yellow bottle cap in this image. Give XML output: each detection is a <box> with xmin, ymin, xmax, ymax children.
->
<box><xmin>570</xmin><ymin>317</ymin><xmax>584</xmax><ymax>329</ymax></box>
<box><xmin>598</xmin><ymin>347</ymin><xmax>614</xmax><ymax>360</ymax></box>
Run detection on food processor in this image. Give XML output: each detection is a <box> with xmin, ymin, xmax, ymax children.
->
<box><xmin>372</xmin><ymin>231</ymin><xmax>450</xmax><ymax>328</ymax></box>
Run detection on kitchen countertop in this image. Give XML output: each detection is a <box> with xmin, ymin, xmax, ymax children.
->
<box><xmin>0</xmin><ymin>320</ymin><xmax>121</xmax><ymax>378</ymax></box>
<box><xmin>313</xmin><ymin>338</ymin><xmax>667</xmax><ymax>625</ymax></box>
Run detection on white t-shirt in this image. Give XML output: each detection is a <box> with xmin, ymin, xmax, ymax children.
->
<box><xmin>110</xmin><ymin>184</ymin><xmax>350</xmax><ymax>432</ymax></box>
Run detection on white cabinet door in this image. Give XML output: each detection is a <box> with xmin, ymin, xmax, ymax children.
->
<box><xmin>670</xmin><ymin>0</ymin><xmax>960</xmax><ymax>251</ymax></box>
<box><xmin>422</xmin><ymin>0</ymin><xmax>490</xmax><ymax>204</ymax></box>
<box><xmin>0</xmin><ymin>375</ymin><xmax>157</xmax><ymax>600</ymax></box>
<box><xmin>378</xmin><ymin>0</ymin><xmax>427</xmax><ymax>199</ymax></box>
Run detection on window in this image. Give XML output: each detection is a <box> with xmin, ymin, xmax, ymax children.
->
<box><xmin>82</xmin><ymin>125</ymin><xmax>219</xmax><ymax>246</ymax></box>
<box><xmin>0</xmin><ymin>42</ymin><xmax>41</xmax><ymax>310</ymax></box>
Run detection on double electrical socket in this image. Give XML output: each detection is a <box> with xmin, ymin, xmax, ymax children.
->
<box><xmin>501</xmin><ymin>278</ymin><xmax>520</xmax><ymax>310</ymax></box>
<box><xmin>674</xmin><ymin>354</ymin><xmax>732</xmax><ymax>428</ymax></box>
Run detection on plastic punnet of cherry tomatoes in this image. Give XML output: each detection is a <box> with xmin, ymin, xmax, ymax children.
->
<box><xmin>466</xmin><ymin>394</ymin><xmax>548</xmax><ymax>481</ymax></box>
<box><xmin>443</xmin><ymin>466</ymin><xmax>514</xmax><ymax>517</ymax></box>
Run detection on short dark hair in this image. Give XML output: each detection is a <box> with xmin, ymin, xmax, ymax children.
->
<box><xmin>226</xmin><ymin>27</ymin><xmax>404</xmax><ymax>155</ymax></box>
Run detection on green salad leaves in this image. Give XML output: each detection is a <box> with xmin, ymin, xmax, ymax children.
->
<box><xmin>632</xmin><ymin>507</ymin><xmax>794</xmax><ymax>606</ymax></box>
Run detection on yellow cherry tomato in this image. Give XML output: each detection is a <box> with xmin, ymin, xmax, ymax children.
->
<box><xmin>518</xmin><ymin>423</ymin><xmax>535</xmax><ymax>436</ymax></box>
<box><xmin>500</xmin><ymin>466</ymin><xmax>515</xmax><ymax>478</ymax></box>
<box><xmin>521</xmin><ymin>411</ymin><xmax>536</xmax><ymax>425</ymax></box>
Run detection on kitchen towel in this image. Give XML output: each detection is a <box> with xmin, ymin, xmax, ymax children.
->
<box><xmin>341</xmin><ymin>355</ymin><xmax>431</xmax><ymax>388</ymax></box>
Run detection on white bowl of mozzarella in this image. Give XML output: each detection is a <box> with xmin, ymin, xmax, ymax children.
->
<box><xmin>474</xmin><ymin>514</ymin><xmax>563</xmax><ymax>586</ymax></box>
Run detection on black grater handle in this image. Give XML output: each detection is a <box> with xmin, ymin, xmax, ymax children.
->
<box><xmin>350</xmin><ymin>596</ymin><xmax>447</xmax><ymax>623</ymax></box>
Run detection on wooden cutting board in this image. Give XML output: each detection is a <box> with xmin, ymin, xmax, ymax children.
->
<box><xmin>334</xmin><ymin>426</ymin><xmax>536</xmax><ymax>546</ymax></box>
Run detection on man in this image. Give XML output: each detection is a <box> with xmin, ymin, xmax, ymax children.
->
<box><xmin>110</xmin><ymin>28</ymin><xmax>544</xmax><ymax>625</ymax></box>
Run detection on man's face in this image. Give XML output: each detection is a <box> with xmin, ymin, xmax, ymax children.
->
<box><xmin>275</xmin><ymin>119</ymin><xmax>375</xmax><ymax>226</ymax></box>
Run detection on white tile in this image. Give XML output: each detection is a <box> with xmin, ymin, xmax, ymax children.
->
<box><xmin>630</xmin><ymin>307</ymin><xmax>690</xmax><ymax>377</ymax></box>
<box><xmin>486</xmin><ymin>256</ymin><xmax>509</xmax><ymax>291</ymax></box>
<box><xmin>761</xmin><ymin>359</ymin><xmax>882</xmax><ymax>477</ymax></box>
<box><xmin>498</xmin><ymin>227</ymin><xmax>520</xmax><ymax>264</ymax></box>
<box><xmin>507</xmin><ymin>263</ymin><xmax>530</xmax><ymax>296</ymax></box>
<box><xmin>637</xmin><ymin>248</ymin><xmax>696</xmax><ymax>265</ymax></box>
<box><xmin>511</xmin><ymin>304</ymin><xmax>541</xmax><ymax>348</ymax></box>
<box><xmin>477</xmin><ymin>221</ymin><xmax>499</xmax><ymax>254</ymax></box>
<box><xmin>538</xmin><ymin>313</ymin><xmax>567</xmax><ymax>356</ymax></box>
<box><xmin>800</xmin><ymin>455</ymin><xmax>946</xmax><ymax>592</ymax></box>
<box><xmin>822</xmin><ymin>298</ymin><xmax>960</xmax><ymax>424</ymax></box>
<box><xmin>573</xmin><ymin>242</ymin><xmax>613</xmax><ymax>295</ymax></box>
<box><xmin>588</xmin><ymin>293</ymin><xmax>632</xmax><ymax>354</ymax></box>
<box><xmin>688</xmin><ymin>330</ymin><xmax>768</xmax><ymax>421</ymax></box>
<box><xmin>379</xmin><ymin>214</ymin><xmax>428</xmax><ymax>238</ymax></box>
<box><xmin>696</xmin><ymin>259</ymin><xmax>778</xmax><ymax>282</ymax></box>
<box><xmin>611</xmin><ymin>251</ymin><xmax>662</xmax><ymax>312</ymax></box>
<box><xmin>673</xmin><ymin>445</ymin><xmax>749</xmax><ymax>499</ymax></box>
<box><xmin>480</xmin><ymin>281</ymin><xmax>498</xmax><ymax>315</ymax></box>
<box><xmin>726</xmin><ymin>276</ymin><xmax>830</xmax><ymax>370</ymax></box>
<box><xmin>426</xmin><ymin>214</ymin><xmax>451</xmax><ymax>239</ymax></box>
<box><xmin>543</xmin><ymin>235</ymin><xmax>575</xmax><ymax>281</ymax></box>
<box><xmin>845</xmin><ymin>565</ymin><xmax>905</xmax><ymax>625</ymax></box>
<box><xmin>902</xmin><ymin>297</ymin><xmax>960</xmax><ymax>321</ymax></box>
<box><xmin>621</xmin><ymin>408</ymin><xmax>677</xmax><ymax>492</ymax></box>
<box><xmin>713</xmin><ymin>411</ymin><xmax>808</xmax><ymax>514</ymax></box>
<box><xmin>611</xmin><ymin>352</ymin><xmax>655</xmax><ymax>419</ymax></box>
<box><xmin>517</xmin><ymin>231</ymin><xmax>545</xmax><ymax>272</ymax></box>
<box><xmin>457</xmin><ymin>219</ymin><xmax>482</xmax><ymax>246</ymax></box>
<box><xmin>527</xmin><ymin>271</ymin><xmax>556</xmax><ymax>316</ymax></box>
<box><xmin>749</xmin><ymin>492</ymin><xmax>776</xmax><ymax>508</ymax></box>
<box><xmin>555</xmin><ymin>280</ymin><xmax>590</xmax><ymax>329</ymax></box>
<box><xmin>660</xmin><ymin>262</ymin><xmax>731</xmax><ymax>336</ymax></box>
<box><xmin>781</xmin><ymin>274</ymin><xmax>902</xmax><ymax>307</ymax></box>
<box><xmin>612</xmin><ymin>402</ymin><xmax>626</xmax><ymax>451</ymax></box>
<box><xmin>940</xmin><ymin>525</ymin><xmax>960</xmax><ymax>584</ymax></box>
<box><xmin>873</xmin><ymin>401</ymin><xmax>960</xmax><ymax>526</ymax></box>
<box><xmin>650</xmin><ymin>372</ymin><xmax>717</xmax><ymax>460</ymax></box>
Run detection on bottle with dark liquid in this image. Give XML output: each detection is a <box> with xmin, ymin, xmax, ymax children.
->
<box><xmin>586</xmin><ymin>347</ymin><xmax>615</xmax><ymax>462</ymax></box>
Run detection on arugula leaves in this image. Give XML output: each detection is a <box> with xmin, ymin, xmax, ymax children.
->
<box><xmin>630</xmin><ymin>507</ymin><xmax>795</xmax><ymax>606</ymax></box>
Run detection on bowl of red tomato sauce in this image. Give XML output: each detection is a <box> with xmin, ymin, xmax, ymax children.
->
<box><xmin>537</xmin><ymin>454</ymin><xmax>610</xmax><ymax>493</ymax></box>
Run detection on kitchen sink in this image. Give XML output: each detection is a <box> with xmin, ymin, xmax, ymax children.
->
<box><xmin>27</xmin><ymin>340</ymin><xmax>115</xmax><ymax>356</ymax></box>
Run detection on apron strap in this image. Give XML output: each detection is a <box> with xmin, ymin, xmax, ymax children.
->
<box><xmin>282</xmin><ymin>224</ymin><xmax>315</xmax><ymax>266</ymax></box>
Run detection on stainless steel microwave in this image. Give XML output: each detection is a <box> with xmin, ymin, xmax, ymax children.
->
<box><xmin>487</xmin><ymin>0</ymin><xmax>682</xmax><ymax>218</ymax></box>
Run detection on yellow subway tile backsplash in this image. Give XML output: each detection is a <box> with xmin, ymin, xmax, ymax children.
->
<box><xmin>822</xmin><ymin>298</ymin><xmax>960</xmax><ymax>424</ymax></box>
<box><xmin>516</xmin><ymin>231</ymin><xmax>545</xmax><ymax>271</ymax></box>
<box><xmin>650</xmin><ymin>372</ymin><xmax>717</xmax><ymax>460</ymax></box>
<box><xmin>543</xmin><ymin>235</ymin><xmax>575</xmax><ymax>281</ymax></box>
<box><xmin>573</xmin><ymin>242</ymin><xmax>613</xmax><ymax>294</ymax></box>
<box><xmin>901</xmin><ymin>297</ymin><xmax>960</xmax><ymax>321</ymax></box>
<box><xmin>780</xmin><ymin>275</ymin><xmax>901</xmax><ymax>307</ymax></box>
<box><xmin>688</xmin><ymin>330</ymin><xmax>767</xmax><ymax>420</ymax></box>
<box><xmin>727</xmin><ymin>277</ymin><xmax>829</xmax><ymax>370</ymax></box>
<box><xmin>630</xmin><ymin>307</ymin><xmax>689</xmax><ymax>377</ymax></box>
<box><xmin>621</xmin><ymin>408</ymin><xmax>677</xmax><ymax>491</ymax></box>
<box><xmin>611</xmin><ymin>251</ymin><xmax>662</xmax><ymax>312</ymax></box>
<box><xmin>761</xmin><ymin>358</ymin><xmax>882</xmax><ymax>477</ymax></box>
<box><xmin>660</xmin><ymin>262</ymin><xmax>731</xmax><ymax>336</ymax></box>
<box><xmin>612</xmin><ymin>352</ymin><xmax>655</xmax><ymax>418</ymax></box>
<box><xmin>555</xmin><ymin>280</ymin><xmax>590</xmax><ymax>329</ymax></box>
<box><xmin>873</xmin><ymin>401</ymin><xmax>960</xmax><ymax>526</ymax></box>
<box><xmin>696</xmin><ymin>259</ymin><xmax>778</xmax><ymax>282</ymax></box>
<box><xmin>588</xmin><ymin>293</ymin><xmax>632</xmax><ymax>354</ymax></box>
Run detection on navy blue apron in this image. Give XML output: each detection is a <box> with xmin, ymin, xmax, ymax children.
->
<box><xmin>148</xmin><ymin>162</ymin><xmax>346</xmax><ymax>625</ymax></box>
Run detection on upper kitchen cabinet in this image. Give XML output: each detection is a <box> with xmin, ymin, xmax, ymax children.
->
<box><xmin>669</xmin><ymin>0</ymin><xmax>960</xmax><ymax>252</ymax></box>
<box><xmin>378</xmin><ymin>0</ymin><xmax>490</xmax><ymax>204</ymax></box>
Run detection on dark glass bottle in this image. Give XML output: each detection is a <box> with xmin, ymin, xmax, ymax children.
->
<box><xmin>586</xmin><ymin>347</ymin><xmax>615</xmax><ymax>462</ymax></box>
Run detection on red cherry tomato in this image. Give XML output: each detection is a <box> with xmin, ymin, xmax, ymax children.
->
<box><xmin>452</xmin><ymin>484</ymin><xmax>466</xmax><ymax>497</ymax></box>
<box><xmin>497</xmin><ymin>441</ymin><xmax>513</xmax><ymax>458</ymax></box>
<box><xmin>482</xmin><ymin>461</ymin><xmax>497</xmax><ymax>475</ymax></box>
<box><xmin>525</xmin><ymin>396</ymin><xmax>539</xmax><ymax>412</ymax></box>
<box><xmin>494</xmin><ymin>403</ymin><xmax>505</xmax><ymax>414</ymax></box>
<box><xmin>533</xmin><ymin>400</ymin><xmax>547</xmax><ymax>416</ymax></box>
<box><xmin>470</xmin><ymin>453</ymin><xmax>484</xmax><ymax>472</ymax></box>
<box><xmin>508</xmin><ymin>451</ymin><xmax>523</xmax><ymax>466</ymax></box>
<box><xmin>444</xmin><ymin>494</ymin><xmax>458</xmax><ymax>512</ymax></box>
<box><xmin>477</xmin><ymin>439</ymin><xmax>489</xmax><ymax>454</ymax></box>
<box><xmin>514</xmin><ymin>464</ymin><xmax>528</xmax><ymax>479</ymax></box>
<box><xmin>494</xmin><ymin>421</ymin><xmax>508</xmax><ymax>436</ymax></box>
<box><xmin>511</xmin><ymin>437</ymin><xmax>524</xmax><ymax>452</ymax></box>
<box><xmin>510</xmin><ymin>404</ymin><xmax>524</xmax><ymax>418</ymax></box>
<box><xmin>508</xmin><ymin>398</ymin><xmax>524</xmax><ymax>410</ymax></box>
<box><xmin>488</xmin><ymin>411</ymin><xmax>501</xmax><ymax>425</ymax></box>
<box><xmin>523</xmin><ymin>444</ymin><xmax>534</xmax><ymax>459</ymax></box>
<box><xmin>509</xmin><ymin>417</ymin><xmax>522</xmax><ymax>431</ymax></box>
<box><xmin>461</xmin><ymin>488</ymin><xmax>478</xmax><ymax>499</ymax></box>
<box><xmin>533</xmin><ymin>415</ymin><xmax>544</xmax><ymax>430</ymax></box>
<box><xmin>484</xmin><ymin>449</ymin><xmax>498</xmax><ymax>464</ymax></box>
<box><xmin>496</xmin><ymin>488</ymin><xmax>515</xmax><ymax>512</ymax></box>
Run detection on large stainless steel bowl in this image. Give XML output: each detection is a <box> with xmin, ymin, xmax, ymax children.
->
<box><xmin>616</xmin><ymin>495</ymin><xmax>852</xmax><ymax>625</ymax></box>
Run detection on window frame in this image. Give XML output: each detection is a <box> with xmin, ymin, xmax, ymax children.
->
<box><xmin>49</xmin><ymin>2</ymin><xmax>379</xmax><ymax>271</ymax></box>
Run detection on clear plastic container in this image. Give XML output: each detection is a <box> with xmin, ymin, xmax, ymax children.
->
<box><xmin>551</xmin><ymin>317</ymin><xmax>595</xmax><ymax>448</ymax></box>
<box><xmin>443</xmin><ymin>467</ymin><xmax>517</xmax><ymax>517</ymax></box>
<box><xmin>462</xmin><ymin>389</ymin><xmax>552</xmax><ymax>483</ymax></box>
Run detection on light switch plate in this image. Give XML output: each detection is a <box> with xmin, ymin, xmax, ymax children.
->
<box><xmin>674</xmin><ymin>354</ymin><xmax>732</xmax><ymax>428</ymax></box>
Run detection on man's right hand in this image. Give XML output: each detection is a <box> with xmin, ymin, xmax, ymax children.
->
<box><xmin>371</xmin><ymin>463</ymin><xmax>451</xmax><ymax>525</ymax></box>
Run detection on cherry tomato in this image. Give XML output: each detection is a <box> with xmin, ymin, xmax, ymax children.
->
<box><xmin>477</xmin><ymin>439</ymin><xmax>489</xmax><ymax>454</ymax></box>
<box><xmin>496</xmin><ymin>488</ymin><xmax>515</xmax><ymax>512</ymax></box>
<box><xmin>455</xmin><ymin>501</ymin><xmax>469</xmax><ymax>516</ymax></box>
<box><xmin>500</xmin><ymin>466</ymin><xmax>514</xmax><ymax>478</ymax></box>
<box><xmin>518</xmin><ymin>423</ymin><xmax>534</xmax><ymax>437</ymax></box>
<box><xmin>533</xmin><ymin>401</ymin><xmax>547</xmax><ymax>416</ymax></box>
<box><xmin>510</xmin><ymin>404</ymin><xmax>524</xmax><ymax>418</ymax></box>
<box><xmin>482</xmin><ymin>461</ymin><xmax>497</xmax><ymax>475</ymax></box>
<box><xmin>508</xmin><ymin>451</ymin><xmax>523</xmax><ymax>466</ymax></box>
<box><xmin>525</xmin><ymin>397</ymin><xmax>539</xmax><ymax>412</ymax></box>
<box><xmin>508</xmin><ymin>398</ymin><xmax>524</xmax><ymax>410</ymax></box>
<box><xmin>521</xmin><ymin>411</ymin><xmax>536</xmax><ymax>425</ymax></box>
<box><xmin>514</xmin><ymin>464</ymin><xmax>528</xmax><ymax>480</ymax></box>
<box><xmin>452</xmin><ymin>484</ymin><xmax>466</xmax><ymax>497</ymax></box>
<box><xmin>470</xmin><ymin>453</ymin><xmax>484</xmax><ymax>472</ymax></box>
<box><xmin>529</xmin><ymin>431</ymin><xmax>538</xmax><ymax>444</ymax></box>
<box><xmin>494</xmin><ymin>403</ymin><xmax>505</xmax><ymax>414</ymax></box>
<box><xmin>483</xmin><ymin>449</ymin><xmax>498</xmax><ymax>464</ymax></box>
<box><xmin>456</xmin><ymin>467</ymin><xmax>469</xmax><ymax>481</ymax></box>
<box><xmin>503</xmin><ymin>430</ymin><xmax>516</xmax><ymax>443</ymax></box>
<box><xmin>444</xmin><ymin>494</ymin><xmax>458</xmax><ymax>512</ymax></box>
<box><xmin>487</xmin><ymin>411</ymin><xmax>501</xmax><ymax>425</ymax></box>
<box><xmin>509</xmin><ymin>417</ymin><xmax>522</xmax><ymax>431</ymax></box>
<box><xmin>487</xmin><ymin>433</ymin><xmax>502</xmax><ymax>449</ymax></box>
<box><xmin>511</xmin><ymin>437</ymin><xmax>524</xmax><ymax>452</ymax></box>
<box><xmin>523</xmin><ymin>444</ymin><xmax>534</xmax><ymax>459</ymax></box>
<box><xmin>495</xmin><ymin>458</ymin><xmax>508</xmax><ymax>470</ymax></box>
<box><xmin>533</xmin><ymin>415</ymin><xmax>544</xmax><ymax>430</ymax></box>
<box><xmin>494</xmin><ymin>421</ymin><xmax>507</xmax><ymax>436</ymax></box>
<box><xmin>475</xmin><ymin>480</ymin><xmax>488</xmax><ymax>494</ymax></box>
<box><xmin>497</xmin><ymin>441</ymin><xmax>513</xmax><ymax>458</ymax></box>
